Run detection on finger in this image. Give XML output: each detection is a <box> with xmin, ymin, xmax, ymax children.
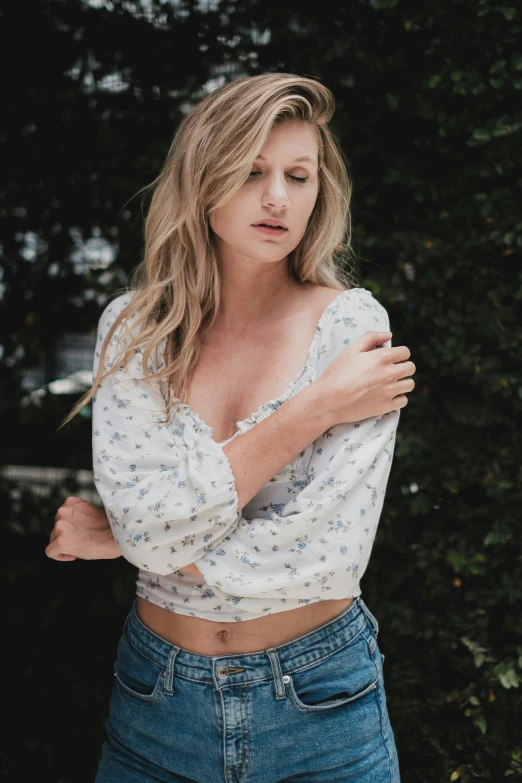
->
<box><xmin>358</xmin><ymin>331</ymin><xmax>392</xmax><ymax>352</ymax></box>
<box><xmin>63</xmin><ymin>496</ymin><xmax>87</xmax><ymax>507</ymax></box>
<box><xmin>55</xmin><ymin>496</ymin><xmax>86</xmax><ymax>522</ymax></box>
<box><xmin>45</xmin><ymin>546</ymin><xmax>77</xmax><ymax>562</ymax></box>
<box><xmin>46</xmin><ymin>539</ymin><xmax>74</xmax><ymax>560</ymax></box>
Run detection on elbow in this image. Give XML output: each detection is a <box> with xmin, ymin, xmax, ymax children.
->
<box><xmin>143</xmin><ymin>559</ymin><xmax>177</xmax><ymax>577</ymax></box>
<box><xmin>116</xmin><ymin>537</ymin><xmax>203</xmax><ymax>576</ymax></box>
<box><xmin>117</xmin><ymin>540</ymin><xmax>175</xmax><ymax>575</ymax></box>
<box><xmin>112</xmin><ymin>537</ymin><xmax>149</xmax><ymax>572</ymax></box>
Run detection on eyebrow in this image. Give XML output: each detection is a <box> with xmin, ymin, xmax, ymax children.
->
<box><xmin>256</xmin><ymin>154</ymin><xmax>317</xmax><ymax>164</ymax></box>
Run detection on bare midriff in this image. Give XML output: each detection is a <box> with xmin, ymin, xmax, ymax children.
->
<box><xmin>136</xmin><ymin>595</ymin><xmax>354</xmax><ymax>656</ymax></box>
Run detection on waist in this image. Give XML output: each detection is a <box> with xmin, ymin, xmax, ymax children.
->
<box><xmin>136</xmin><ymin>595</ymin><xmax>355</xmax><ymax>655</ymax></box>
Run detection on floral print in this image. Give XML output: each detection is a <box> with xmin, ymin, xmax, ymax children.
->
<box><xmin>92</xmin><ymin>287</ymin><xmax>400</xmax><ymax>622</ymax></box>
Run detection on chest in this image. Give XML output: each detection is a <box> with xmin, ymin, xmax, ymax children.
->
<box><xmin>186</xmin><ymin>320</ymin><xmax>313</xmax><ymax>444</ymax></box>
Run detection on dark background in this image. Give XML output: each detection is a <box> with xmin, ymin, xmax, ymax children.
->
<box><xmin>2</xmin><ymin>0</ymin><xmax>521</xmax><ymax>780</ymax></box>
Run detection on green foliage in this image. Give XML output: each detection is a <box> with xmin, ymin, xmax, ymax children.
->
<box><xmin>1</xmin><ymin>0</ymin><xmax>520</xmax><ymax>781</ymax></box>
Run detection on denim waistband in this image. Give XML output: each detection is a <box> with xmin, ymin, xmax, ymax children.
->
<box><xmin>122</xmin><ymin>596</ymin><xmax>380</xmax><ymax>693</ymax></box>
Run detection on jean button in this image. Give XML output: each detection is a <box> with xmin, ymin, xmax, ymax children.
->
<box><xmin>283</xmin><ymin>675</ymin><xmax>290</xmax><ymax>683</ymax></box>
<box><xmin>217</xmin><ymin>665</ymin><xmax>229</xmax><ymax>679</ymax></box>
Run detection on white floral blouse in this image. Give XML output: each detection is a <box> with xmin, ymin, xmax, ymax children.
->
<box><xmin>92</xmin><ymin>287</ymin><xmax>400</xmax><ymax>622</ymax></box>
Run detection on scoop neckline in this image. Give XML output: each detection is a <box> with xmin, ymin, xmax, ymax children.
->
<box><xmin>176</xmin><ymin>287</ymin><xmax>359</xmax><ymax>447</ymax></box>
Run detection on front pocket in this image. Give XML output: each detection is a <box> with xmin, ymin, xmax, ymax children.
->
<box><xmin>286</xmin><ymin>671</ymin><xmax>378</xmax><ymax>713</ymax></box>
<box><xmin>284</xmin><ymin>635</ymin><xmax>379</xmax><ymax>713</ymax></box>
<box><xmin>113</xmin><ymin>633</ymin><xmax>165</xmax><ymax>702</ymax></box>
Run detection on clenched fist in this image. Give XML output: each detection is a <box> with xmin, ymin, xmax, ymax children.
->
<box><xmin>45</xmin><ymin>496</ymin><xmax>122</xmax><ymax>561</ymax></box>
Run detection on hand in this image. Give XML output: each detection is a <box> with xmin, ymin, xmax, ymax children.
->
<box><xmin>46</xmin><ymin>496</ymin><xmax>122</xmax><ymax>561</ymax></box>
<box><xmin>318</xmin><ymin>331</ymin><xmax>416</xmax><ymax>425</ymax></box>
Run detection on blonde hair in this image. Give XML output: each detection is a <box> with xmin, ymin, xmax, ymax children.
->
<box><xmin>60</xmin><ymin>72</ymin><xmax>357</xmax><ymax>429</ymax></box>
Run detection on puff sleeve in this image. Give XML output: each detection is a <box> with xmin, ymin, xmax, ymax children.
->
<box><xmin>91</xmin><ymin>293</ymin><xmax>241</xmax><ymax>575</ymax></box>
<box><xmin>194</xmin><ymin>288</ymin><xmax>400</xmax><ymax>603</ymax></box>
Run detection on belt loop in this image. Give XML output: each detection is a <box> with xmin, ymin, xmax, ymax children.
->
<box><xmin>359</xmin><ymin>597</ymin><xmax>380</xmax><ymax>637</ymax></box>
<box><xmin>266</xmin><ymin>648</ymin><xmax>287</xmax><ymax>700</ymax></box>
<box><xmin>163</xmin><ymin>646</ymin><xmax>180</xmax><ymax>696</ymax></box>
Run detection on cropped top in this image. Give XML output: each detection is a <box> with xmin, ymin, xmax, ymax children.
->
<box><xmin>92</xmin><ymin>286</ymin><xmax>400</xmax><ymax>622</ymax></box>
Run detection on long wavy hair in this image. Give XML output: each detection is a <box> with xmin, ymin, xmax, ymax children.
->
<box><xmin>60</xmin><ymin>72</ymin><xmax>357</xmax><ymax>429</ymax></box>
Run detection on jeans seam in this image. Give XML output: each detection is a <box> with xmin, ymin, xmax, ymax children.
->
<box><xmin>240</xmin><ymin>683</ymin><xmax>251</xmax><ymax>778</ymax></box>
<box><xmin>373</xmin><ymin>649</ymin><xmax>395</xmax><ymax>783</ymax></box>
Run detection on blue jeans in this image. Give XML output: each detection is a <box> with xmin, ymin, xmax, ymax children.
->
<box><xmin>95</xmin><ymin>596</ymin><xmax>400</xmax><ymax>782</ymax></box>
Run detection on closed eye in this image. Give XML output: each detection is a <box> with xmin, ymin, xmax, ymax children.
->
<box><xmin>248</xmin><ymin>171</ymin><xmax>308</xmax><ymax>184</ymax></box>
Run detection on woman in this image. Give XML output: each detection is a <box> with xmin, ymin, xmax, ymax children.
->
<box><xmin>48</xmin><ymin>73</ymin><xmax>415</xmax><ymax>782</ymax></box>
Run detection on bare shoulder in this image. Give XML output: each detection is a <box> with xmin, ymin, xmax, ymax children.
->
<box><xmin>297</xmin><ymin>283</ymin><xmax>347</xmax><ymax>313</ymax></box>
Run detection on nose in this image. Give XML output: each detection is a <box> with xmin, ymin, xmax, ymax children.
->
<box><xmin>261</xmin><ymin>173</ymin><xmax>290</xmax><ymax>210</ymax></box>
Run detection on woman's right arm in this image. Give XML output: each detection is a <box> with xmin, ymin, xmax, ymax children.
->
<box><xmin>47</xmin><ymin>387</ymin><xmax>335</xmax><ymax>568</ymax></box>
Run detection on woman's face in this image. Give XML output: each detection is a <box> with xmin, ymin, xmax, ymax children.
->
<box><xmin>209</xmin><ymin>119</ymin><xmax>320</xmax><ymax>266</ymax></box>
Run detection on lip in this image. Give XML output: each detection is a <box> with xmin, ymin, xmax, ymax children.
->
<box><xmin>252</xmin><ymin>225</ymin><xmax>288</xmax><ymax>237</ymax></box>
<box><xmin>252</xmin><ymin>219</ymin><xmax>289</xmax><ymax>230</ymax></box>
